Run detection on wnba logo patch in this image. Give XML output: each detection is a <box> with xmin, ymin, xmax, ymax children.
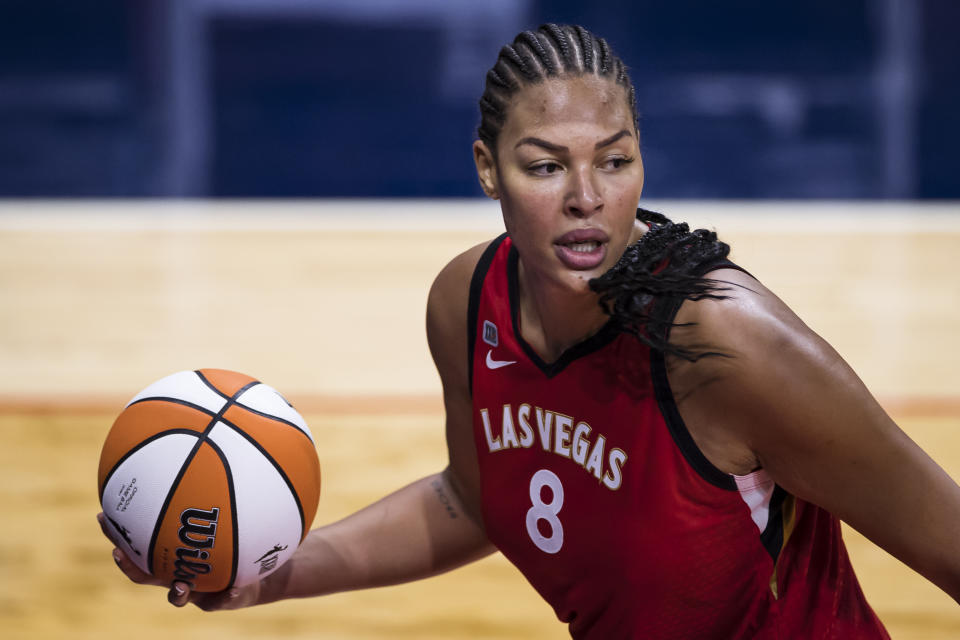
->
<box><xmin>255</xmin><ymin>544</ymin><xmax>289</xmax><ymax>575</ymax></box>
<box><xmin>483</xmin><ymin>320</ymin><xmax>499</xmax><ymax>347</ymax></box>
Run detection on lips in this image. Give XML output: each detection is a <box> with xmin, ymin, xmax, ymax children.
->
<box><xmin>553</xmin><ymin>228</ymin><xmax>609</xmax><ymax>270</ymax></box>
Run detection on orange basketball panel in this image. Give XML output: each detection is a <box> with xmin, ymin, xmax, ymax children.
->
<box><xmin>198</xmin><ymin>369</ymin><xmax>258</xmax><ymax>398</ymax></box>
<box><xmin>152</xmin><ymin>442</ymin><xmax>236</xmax><ymax>592</ymax></box>
<box><xmin>98</xmin><ymin>400</ymin><xmax>212</xmax><ymax>494</ymax></box>
<box><xmin>222</xmin><ymin>404</ymin><xmax>321</xmax><ymax>537</ymax></box>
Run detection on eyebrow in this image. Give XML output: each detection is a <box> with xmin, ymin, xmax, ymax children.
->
<box><xmin>595</xmin><ymin>129</ymin><xmax>632</xmax><ymax>149</ymax></box>
<box><xmin>514</xmin><ymin>129</ymin><xmax>633</xmax><ymax>152</ymax></box>
<box><xmin>515</xmin><ymin>137</ymin><xmax>568</xmax><ymax>152</ymax></box>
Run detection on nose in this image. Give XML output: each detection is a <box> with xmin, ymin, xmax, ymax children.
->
<box><xmin>565</xmin><ymin>166</ymin><xmax>603</xmax><ymax>218</ymax></box>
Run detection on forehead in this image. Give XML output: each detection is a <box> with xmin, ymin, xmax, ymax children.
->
<box><xmin>501</xmin><ymin>75</ymin><xmax>633</xmax><ymax>143</ymax></box>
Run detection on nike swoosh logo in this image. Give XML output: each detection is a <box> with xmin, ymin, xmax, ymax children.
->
<box><xmin>486</xmin><ymin>349</ymin><xmax>518</xmax><ymax>370</ymax></box>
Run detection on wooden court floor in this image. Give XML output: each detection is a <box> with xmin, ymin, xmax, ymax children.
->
<box><xmin>1</xmin><ymin>201</ymin><xmax>959</xmax><ymax>639</ymax></box>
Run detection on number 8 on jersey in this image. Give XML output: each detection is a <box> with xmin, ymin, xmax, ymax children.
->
<box><xmin>526</xmin><ymin>469</ymin><xmax>564</xmax><ymax>554</ymax></box>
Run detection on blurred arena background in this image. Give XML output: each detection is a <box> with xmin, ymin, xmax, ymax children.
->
<box><xmin>1</xmin><ymin>0</ymin><xmax>958</xmax><ymax>199</ymax></box>
<box><xmin>1</xmin><ymin>1</ymin><xmax>959</xmax><ymax>639</ymax></box>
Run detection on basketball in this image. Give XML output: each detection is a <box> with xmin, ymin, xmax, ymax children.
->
<box><xmin>97</xmin><ymin>369</ymin><xmax>321</xmax><ymax>592</ymax></box>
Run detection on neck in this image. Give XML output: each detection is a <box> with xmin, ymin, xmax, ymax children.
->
<box><xmin>516</xmin><ymin>261</ymin><xmax>609</xmax><ymax>363</ymax></box>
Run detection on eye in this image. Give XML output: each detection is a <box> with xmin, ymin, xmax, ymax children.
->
<box><xmin>602</xmin><ymin>156</ymin><xmax>633</xmax><ymax>171</ymax></box>
<box><xmin>529</xmin><ymin>162</ymin><xmax>563</xmax><ymax>176</ymax></box>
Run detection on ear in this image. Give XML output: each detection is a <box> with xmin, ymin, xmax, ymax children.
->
<box><xmin>472</xmin><ymin>140</ymin><xmax>500</xmax><ymax>200</ymax></box>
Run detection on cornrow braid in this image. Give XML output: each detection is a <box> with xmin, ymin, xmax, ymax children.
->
<box><xmin>597</xmin><ymin>37</ymin><xmax>612</xmax><ymax>74</ymax></box>
<box><xmin>573</xmin><ymin>25</ymin><xmax>595</xmax><ymax>73</ymax></box>
<box><xmin>477</xmin><ymin>23</ymin><xmax>639</xmax><ymax>155</ymax></box>
<box><xmin>517</xmin><ymin>30</ymin><xmax>556</xmax><ymax>75</ymax></box>
<box><xmin>588</xmin><ymin>209</ymin><xmax>733</xmax><ymax>362</ymax></box>
<box><xmin>485</xmin><ymin>68</ymin><xmax>515</xmax><ymax>92</ymax></box>
<box><xmin>500</xmin><ymin>45</ymin><xmax>537</xmax><ymax>82</ymax></box>
<box><xmin>542</xmin><ymin>23</ymin><xmax>574</xmax><ymax>71</ymax></box>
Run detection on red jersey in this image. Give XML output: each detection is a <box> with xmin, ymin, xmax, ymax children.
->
<box><xmin>468</xmin><ymin>234</ymin><xmax>888</xmax><ymax>639</ymax></box>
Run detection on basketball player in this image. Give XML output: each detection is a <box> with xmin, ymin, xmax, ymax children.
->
<box><xmin>100</xmin><ymin>24</ymin><xmax>960</xmax><ymax>637</ymax></box>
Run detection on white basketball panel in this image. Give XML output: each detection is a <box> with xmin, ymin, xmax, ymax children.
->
<box><xmin>207</xmin><ymin>422</ymin><xmax>303</xmax><ymax>587</ymax></box>
<box><xmin>235</xmin><ymin>383</ymin><xmax>313</xmax><ymax>441</ymax></box>
<box><xmin>100</xmin><ymin>433</ymin><xmax>198</xmax><ymax>576</ymax></box>
<box><xmin>128</xmin><ymin>370</ymin><xmax>227</xmax><ymax>415</ymax></box>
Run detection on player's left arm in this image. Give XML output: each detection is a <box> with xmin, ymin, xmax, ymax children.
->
<box><xmin>672</xmin><ymin>268</ymin><xmax>960</xmax><ymax>602</ymax></box>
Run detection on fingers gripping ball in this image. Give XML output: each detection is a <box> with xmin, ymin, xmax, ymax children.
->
<box><xmin>97</xmin><ymin>369</ymin><xmax>321</xmax><ymax>592</ymax></box>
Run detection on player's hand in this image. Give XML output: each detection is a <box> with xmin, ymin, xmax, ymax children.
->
<box><xmin>97</xmin><ymin>512</ymin><xmax>260</xmax><ymax>610</ymax></box>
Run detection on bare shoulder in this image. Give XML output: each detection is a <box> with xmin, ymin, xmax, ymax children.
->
<box><xmin>670</xmin><ymin>267</ymin><xmax>827</xmax><ymax>369</ymax></box>
<box><xmin>665</xmin><ymin>270</ymin><xmax>960</xmax><ymax>603</ymax></box>
<box><xmin>426</xmin><ymin>240</ymin><xmax>494</xmax><ymax>384</ymax></box>
<box><xmin>667</xmin><ymin>261</ymin><xmax>907</xmax><ymax>479</ymax></box>
<box><xmin>427</xmin><ymin>241</ymin><xmax>491</xmax><ymax>323</ymax></box>
<box><xmin>665</xmin><ymin>267</ymin><xmax>852</xmax><ymax>475</ymax></box>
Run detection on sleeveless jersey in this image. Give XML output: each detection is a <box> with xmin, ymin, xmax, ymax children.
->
<box><xmin>468</xmin><ymin>234</ymin><xmax>889</xmax><ymax>639</ymax></box>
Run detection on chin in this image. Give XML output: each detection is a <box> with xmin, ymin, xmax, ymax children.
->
<box><xmin>563</xmin><ymin>269</ymin><xmax>605</xmax><ymax>295</ymax></box>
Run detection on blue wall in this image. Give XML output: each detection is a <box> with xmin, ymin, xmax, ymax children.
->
<box><xmin>0</xmin><ymin>0</ymin><xmax>955</xmax><ymax>198</ymax></box>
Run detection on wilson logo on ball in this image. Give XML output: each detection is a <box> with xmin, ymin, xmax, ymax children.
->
<box><xmin>173</xmin><ymin>507</ymin><xmax>220</xmax><ymax>583</ymax></box>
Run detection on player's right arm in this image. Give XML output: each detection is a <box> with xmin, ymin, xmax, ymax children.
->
<box><xmin>99</xmin><ymin>241</ymin><xmax>495</xmax><ymax>610</ymax></box>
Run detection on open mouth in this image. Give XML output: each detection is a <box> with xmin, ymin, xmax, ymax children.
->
<box><xmin>553</xmin><ymin>230</ymin><xmax>609</xmax><ymax>270</ymax></box>
<box><xmin>564</xmin><ymin>241</ymin><xmax>602</xmax><ymax>253</ymax></box>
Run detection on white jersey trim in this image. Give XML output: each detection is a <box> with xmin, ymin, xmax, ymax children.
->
<box><xmin>734</xmin><ymin>469</ymin><xmax>775</xmax><ymax>533</ymax></box>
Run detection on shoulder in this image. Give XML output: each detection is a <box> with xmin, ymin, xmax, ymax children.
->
<box><xmin>671</xmin><ymin>267</ymin><xmax>820</xmax><ymax>366</ymax></box>
<box><xmin>426</xmin><ymin>239</ymin><xmax>498</xmax><ymax>386</ymax></box>
<box><xmin>428</xmin><ymin>240</ymin><xmax>494</xmax><ymax>309</ymax></box>
<box><xmin>664</xmin><ymin>267</ymin><xmax>960</xmax><ymax>600</ymax></box>
<box><xmin>667</xmin><ymin>266</ymin><xmax>860</xmax><ymax>462</ymax></box>
<box><xmin>426</xmin><ymin>239</ymin><xmax>496</xmax><ymax>339</ymax></box>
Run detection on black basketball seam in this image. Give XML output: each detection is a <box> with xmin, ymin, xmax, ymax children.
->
<box><xmin>203</xmin><ymin>437</ymin><xmax>240</xmax><ymax>590</ymax></box>
<box><xmin>191</xmin><ymin>371</ymin><xmax>312</xmax><ymax>444</ymax></box>
<box><xmin>218</xmin><ymin>417</ymin><xmax>307</xmax><ymax>541</ymax></box>
<box><xmin>194</xmin><ymin>370</ymin><xmax>246</xmax><ymax>401</ymax></box>
<box><xmin>99</xmin><ymin>429</ymin><xmax>202</xmax><ymax>504</ymax></box>
<box><xmin>231</xmin><ymin>401</ymin><xmax>315</xmax><ymax>445</ymax></box>
<box><xmin>146</xmin><ymin>380</ymin><xmax>260</xmax><ymax>577</ymax></box>
<box><xmin>127</xmin><ymin>396</ymin><xmax>217</xmax><ymax>417</ymax></box>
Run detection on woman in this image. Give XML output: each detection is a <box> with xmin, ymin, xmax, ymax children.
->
<box><xmin>100</xmin><ymin>24</ymin><xmax>960</xmax><ymax>638</ymax></box>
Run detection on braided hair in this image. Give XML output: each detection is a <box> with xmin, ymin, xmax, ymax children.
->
<box><xmin>477</xmin><ymin>24</ymin><xmax>638</xmax><ymax>156</ymax></box>
<box><xmin>589</xmin><ymin>209</ymin><xmax>733</xmax><ymax>361</ymax></box>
